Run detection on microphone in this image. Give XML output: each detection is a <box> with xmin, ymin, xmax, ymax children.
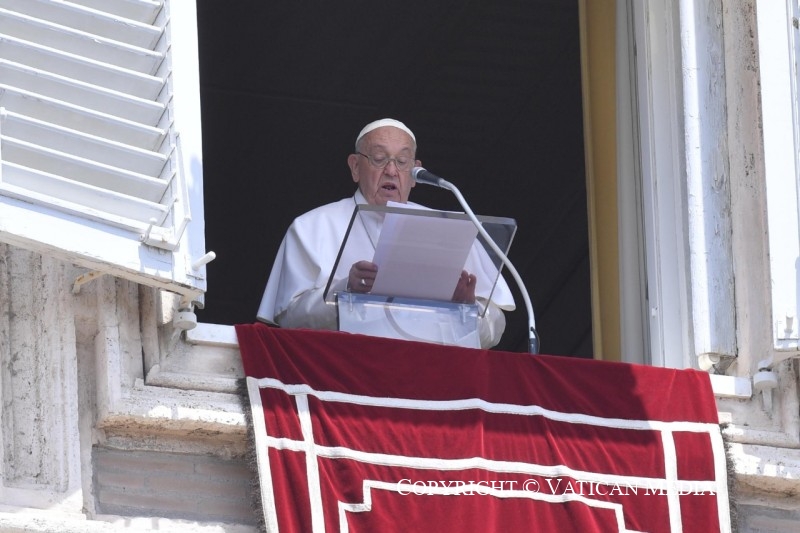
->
<box><xmin>410</xmin><ymin>167</ymin><xmax>540</xmax><ymax>354</ymax></box>
<box><xmin>411</xmin><ymin>167</ymin><xmax>446</xmax><ymax>188</ymax></box>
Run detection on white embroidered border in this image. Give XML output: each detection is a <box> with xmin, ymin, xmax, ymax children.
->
<box><xmin>338</xmin><ymin>480</ymin><xmax>647</xmax><ymax>533</ymax></box>
<box><xmin>296</xmin><ymin>394</ymin><xmax>327</xmax><ymax>533</ymax></box>
<box><xmin>661</xmin><ymin>430</ymin><xmax>682</xmax><ymax>533</ymax></box>
<box><xmin>264</xmin><ymin>434</ymin><xmax>720</xmax><ymax>494</ymax></box>
<box><xmin>253</xmin><ymin>377</ymin><xmax>721</xmax><ymax>434</ymax></box>
<box><xmin>248</xmin><ymin>376</ymin><xmax>731</xmax><ymax>532</ymax></box>
<box><xmin>246</xmin><ymin>376</ymin><xmax>280</xmax><ymax>532</ymax></box>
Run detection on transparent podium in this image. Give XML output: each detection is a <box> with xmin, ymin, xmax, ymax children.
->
<box><xmin>323</xmin><ymin>204</ymin><xmax>516</xmax><ymax>348</ymax></box>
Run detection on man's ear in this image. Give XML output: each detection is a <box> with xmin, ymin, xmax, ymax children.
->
<box><xmin>347</xmin><ymin>153</ymin><xmax>360</xmax><ymax>182</ymax></box>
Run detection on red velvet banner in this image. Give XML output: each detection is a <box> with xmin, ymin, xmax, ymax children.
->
<box><xmin>236</xmin><ymin>324</ymin><xmax>730</xmax><ymax>532</ymax></box>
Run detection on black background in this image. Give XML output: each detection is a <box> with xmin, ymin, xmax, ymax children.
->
<box><xmin>194</xmin><ymin>0</ymin><xmax>592</xmax><ymax>356</ymax></box>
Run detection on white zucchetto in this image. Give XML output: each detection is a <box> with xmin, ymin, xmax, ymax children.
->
<box><xmin>355</xmin><ymin>118</ymin><xmax>416</xmax><ymax>150</ymax></box>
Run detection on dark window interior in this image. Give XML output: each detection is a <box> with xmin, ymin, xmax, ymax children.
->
<box><xmin>195</xmin><ymin>0</ymin><xmax>593</xmax><ymax>356</ymax></box>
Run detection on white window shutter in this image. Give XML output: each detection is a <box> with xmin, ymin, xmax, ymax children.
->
<box><xmin>758</xmin><ymin>0</ymin><xmax>800</xmax><ymax>356</ymax></box>
<box><xmin>0</xmin><ymin>0</ymin><xmax>210</xmax><ymax>301</ymax></box>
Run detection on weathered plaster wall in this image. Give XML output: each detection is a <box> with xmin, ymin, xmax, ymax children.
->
<box><xmin>0</xmin><ymin>244</ymin><xmax>82</xmax><ymax>512</ymax></box>
<box><xmin>0</xmin><ymin>243</ymin><xmax>257</xmax><ymax>531</ymax></box>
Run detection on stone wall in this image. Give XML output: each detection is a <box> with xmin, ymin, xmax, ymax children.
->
<box><xmin>94</xmin><ymin>448</ymin><xmax>256</xmax><ymax>524</ymax></box>
<box><xmin>0</xmin><ymin>243</ymin><xmax>256</xmax><ymax>531</ymax></box>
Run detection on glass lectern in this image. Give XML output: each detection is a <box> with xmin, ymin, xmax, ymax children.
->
<box><xmin>323</xmin><ymin>204</ymin><xmax>516</xmax><ymax>348</ymax></box>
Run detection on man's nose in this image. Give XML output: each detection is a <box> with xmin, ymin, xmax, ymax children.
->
<box><xmin>383</xmin><ymin>160</ymin><xmax>400</xmax><ymax>176</ymax></box>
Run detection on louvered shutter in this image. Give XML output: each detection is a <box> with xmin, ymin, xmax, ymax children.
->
<box><xmin>0</xmin><ymin>0</ymin><xmax>209</xmax><ymax>301</ymax></box>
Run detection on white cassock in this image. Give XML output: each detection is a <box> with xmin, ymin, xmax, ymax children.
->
<box><xmin>257</xmin><ymin>190</ymin><xmax>515</xmax><ymax>348</ymax></box>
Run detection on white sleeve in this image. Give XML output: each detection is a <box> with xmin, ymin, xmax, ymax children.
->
<box><xmin>477</xmin><ymin>298</ymin><xmax>507</xmax><ymax>349</ymax></box>
<box><xmin>260</xmin><ymin>210</ymin><xmax>347</xmax><ymax>330</ymax></box>
<box><xmin>276</xmin><ymin>277</ymin><xmax>347</xmax><ymax>330</ymax></box>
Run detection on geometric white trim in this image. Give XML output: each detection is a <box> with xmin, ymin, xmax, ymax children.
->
<box><xmin>296</xmin><ymin>394</ymin><xmax>325</xmax><ymax>533</ymax></box>
<box><xmin>247</xmin><ymin>376</ymin><xmax>732</xmax><ymax>532</ymax></box>
<box><xmin>253</xmin><ymin>377</ymin><xmax>720</xmax><ymax>433</ymax></box>
<box><xmin>338</xmin><ymin>480</ymin><xmax>646</xmax><ymax>533</ymax></box>
<box><xmin>660</xmin><ymin>430</ymin><xmax>682</xmax><ymax>533</ymax></box>
<box><xmin>246</xmin><ymin>376</ymin><xmax>280</xmax><ymax>532</ymax></box>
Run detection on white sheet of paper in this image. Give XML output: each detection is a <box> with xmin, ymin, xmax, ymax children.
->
<box><xmin>371</xmin><ymin>208</ymin><xmax>478</xmax><ymax>301</ymax></box>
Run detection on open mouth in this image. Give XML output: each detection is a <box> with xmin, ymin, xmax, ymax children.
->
<box><xmin>382</xmin><ymin>183</ymin><xmax>398</xmax><ymax>192</ymax></box>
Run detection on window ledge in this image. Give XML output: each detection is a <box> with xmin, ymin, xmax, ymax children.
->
<box><xmin>191</xmin><ymin>323</ymin><xmax>754</xmax><ymax>400</ymax></box>
<box><xmin>186</xmin><ymin>322</ymin><xmax>239</xmax><ymax>347</ymax></box>
<box><xmin>709</xmin><ymin>374</ymin><xmax>752</xmax><ymax>400</ymax></box>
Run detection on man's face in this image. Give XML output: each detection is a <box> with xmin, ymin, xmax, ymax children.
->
<box><xmin>348</xmin><ymin>127</ymin><xmax>418</xmax><ymax>205</ymax></box>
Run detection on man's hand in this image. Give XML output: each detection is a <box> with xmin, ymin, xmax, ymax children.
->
<box><xmin>348</xmin><ymin>261</ymin><xmax>378</xmax><ymax>293</ymax></box>
<box><xmin>452</xmin><ymin>270</ymin><xmax>477</xmax><ymax>304</ymax></box>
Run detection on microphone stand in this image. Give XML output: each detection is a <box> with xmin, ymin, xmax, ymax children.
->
<box><xmin>413</xmin><ymin>168</ymin><xmax>539</xmax><ymax>354</ymax></box>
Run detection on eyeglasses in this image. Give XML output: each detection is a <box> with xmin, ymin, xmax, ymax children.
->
<box><xmin>357</xmin><ymin>152</ymin><xmax>413</xmax><ymax>171</ymax></box>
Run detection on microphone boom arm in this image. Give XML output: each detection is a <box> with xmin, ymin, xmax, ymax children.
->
<box><xmin>412</xmin><ymin>168</ymin><xmax>539</xmax><ymax>354</ymax></box>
